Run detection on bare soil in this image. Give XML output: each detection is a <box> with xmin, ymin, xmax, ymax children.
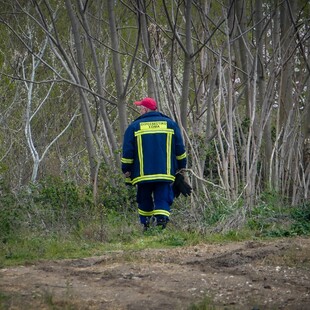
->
<box><xmin>1</xmin><ymin>237</ymin><xmax>310</xmax><ymax>310</ymax></box>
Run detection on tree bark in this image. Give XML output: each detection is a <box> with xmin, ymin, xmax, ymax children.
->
<box><xmin>255</xmin><ymin>0</ymin><xmax>272</xmax><ymax>187</ymax></box>
<box><xmin>179</xmin><ymin>0</ymin><xmax>193</xmax><ymax>132</ymax></box>
<box><xmin>77</xmin><ymin>1</ymin><xmax>120</xmax><ymax>168</ymax></box>
<box><xmin>65</xmin><ymin>0</ymin><xmax>97</xmax><ymax>183</ymax></box>
<box><xmin>228</xmin><ymin>0</ymin><xmax>250</xmax><ymax>119</ymax></box>
<box><xmin>107</xmin><ymin>0</ymin><xmax>127</xmax><ymax>137</ymax></box>
<box><xmin>137</xmin><ymin>0</ymin><xmax>156</xmax><ymax>98</ymax></box>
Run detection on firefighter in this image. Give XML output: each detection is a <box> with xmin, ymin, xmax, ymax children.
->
<box><xmin>121</xmin><ymin>97</ymin><xmax>187</xmax><ymax>231</ymax></box>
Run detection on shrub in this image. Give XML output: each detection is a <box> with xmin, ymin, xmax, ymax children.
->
<box><xmin>0</xmin><ymin>176</ymin><xmax>95</xmax><ymax>240</ymax></box>
<box><xmin>290</xmin><ymin>202</ymin><xmax>310</xmax><ymax>235</ymax></box>
<box><xmin>30</xmin><ymin>176</ymin><xmax>94</xmax><ymax>232</ymax></box>
<box><xmin>0</xmin><ymin>188</ymin><xmax>20</xmax><ymax>240</ymax></box>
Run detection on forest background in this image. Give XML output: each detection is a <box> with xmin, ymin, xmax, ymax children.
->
<box><xmin>0</xmin><ymin>0</ymin><xmax>309</xmax><ymax>260</ymax></box>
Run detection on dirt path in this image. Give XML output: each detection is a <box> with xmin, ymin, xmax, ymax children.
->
<box><xmin>1</xmin><ymin>237</ymin><xmax>310</xmax><ymax>309</ymax></box>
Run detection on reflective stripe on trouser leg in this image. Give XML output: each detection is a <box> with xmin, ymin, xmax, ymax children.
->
<box><xmin>137</xmin><ymin>183</ymin><xmax>154</xmax><ymax>225</ymax></box>
<box><xmin>153</xmin><ymin>182</ymin><xmax>173</xmax><ymax>220</ymax></box>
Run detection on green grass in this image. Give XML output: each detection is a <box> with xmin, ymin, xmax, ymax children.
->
<box><xmin>1</xmin><ymin>210</ymin><xmax>308</xmax><ymax>268</ymax></box>
<box><xmin>0</xmin><ymin>292</ymin><xmax>9</xmax><ymax>310</ymax></box>
<box><xmin>0</xmin><ymin>223</ymin><xmax>272</xmax><ymax>268</ymax></box>
<box><xmin>0</xmin><ymin>204</ymin><xmax>309</xmax><ymax>310</ymax></box>
<box><xmin>0</xmin><ymin>222</ymin><xmax>255</xmax><ymax>268</ymax></box>
<box><xmin>188</xmin><ymin>295</ymin><xmax>221</xmax><ymax>310</ymax></box>
<box><xmin>0</xmin><ymin>290</ymin><xmax>77</xmax><ymax>310</ymax></box>
<box><xmin>2</xmin><ymin>180</ymin><xmax>309</xmax><ymax>310</ymax></box>
<box><xmin>1</xmin><ymin>183</ymin><xmax>309</xmax><ymax>268</ymax></box>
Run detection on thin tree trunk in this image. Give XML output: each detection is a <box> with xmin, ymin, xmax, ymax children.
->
<box><xmin>137</xmin><ymin>0</ymin><xmax>156</xmax><ymax>98</ymax></box>
<box><xmin>228</xmin><ymin>0</ymin><xmax>250</xmax><ymax>119</ymax></box>
<box><xmin>255</xmin><ymin>0</ymin><xmax>272</xmax><ymax>188</ymax></box>
<box><xmin>65</xmin><ymin>0</ymin><xmax>97</xmax><ymax>183</ymax></box>
<box><xmin>179</xmin><ymin>0</ymin><xmax>193</xmax><ymax>132</ymax></box>
<box><xmin>302</xmin><ymin>79</ymin><xmax>310</xmax><ymax>199</ymax></box>
<box><xmin>226</xmin><ymin>25</ymin><xmax>238</xmax><ymax>200</ymax></box>
<box><xmin>107</xmin><ymin>0</ymin><xmax>127</xmax><ymax>137</ymax></box>
<box><xmin>278</xmin><ymin>0</ymin><xmax>296</xmax><ymax>197</ymax></box>
<box><xmin>77</xmin><ymin>1</ymin><xmax>120</xmax><ymax>168</ymax></box>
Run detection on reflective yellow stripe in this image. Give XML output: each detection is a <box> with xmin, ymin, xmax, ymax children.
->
<box><xmin>166</xmin><ymin>133</ymin><xmax>172</xmax><ymax>175</ymax></box>
<box><xmin>176</xmin><ymin>152</ymin><xmax>186</xmax><ymax>160</ymax></box>
<box><xmin>138</xmin><ymin>209</ymin><xmax>154</xmax><ymax>216</ymax></box>
<box><xmin>138</xmin><ymin>209</ymin><xmax>170</xmax><ymax>218</ymax></box>
<box><xmin>135</xmin><ymin>128</ymin><xmax>174</xmax><ymax>136</ymax></box>
<box><xmin>153</xmin><ymin>210</ymin><xmax>170</xmax><ymax>217</ymax></box>
<box><xmin>132</xmin><ymin>174</ymin><xmax>175</xmax><ymax>185</ymax></box>
<box><xmin>137</xmin><ymin>135</ymin><xmax>144</xmax><ymax>176</ymax></box>
<box><xmin>121</xmin><ymin>158</ymin><xmax>134</xmax><ymax>164</ymax></box>
<box><xmin>125</xmin><ymin>177</ymin><xmax>132</xmax><ymax>184</ymax></box>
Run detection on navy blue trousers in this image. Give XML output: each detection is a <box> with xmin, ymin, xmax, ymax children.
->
<box><xmin>136</xmin><ymin>182</ymin><xmax>174</xmax><ymax>225</ymax></box>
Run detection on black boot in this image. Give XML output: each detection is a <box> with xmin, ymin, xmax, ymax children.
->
<box><xmin>156</xmin><ymin>217</ymin><xmax>167</xmax><ymax>229</ymax></box>
<box><xmin>143</xmin><ymin>223</ymin><xmax>149</xmax><ymax>232</ymax></box>
<box><xmin>142</xmin><ymin>217</ymin><xmax>151</xmax><ymax>232</ymax></box>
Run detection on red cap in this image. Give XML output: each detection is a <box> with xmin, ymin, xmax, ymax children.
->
<box><xmin>134</xmin><ymin>97</ymin><xmax>157</xmax><ymax>110</ymax></box>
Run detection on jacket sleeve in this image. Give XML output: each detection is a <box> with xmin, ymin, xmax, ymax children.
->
<box><xmin>174</xmin><ymin>124</ymin><xmax>187</xmax><ymax>170</ymax></box>
<box><xmin>121</xmin><ymin>125</ymin><xmax>135</xmax><ymax>174</ymax></box>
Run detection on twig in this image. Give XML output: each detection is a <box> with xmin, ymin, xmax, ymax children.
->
<box><xmin>184</xmin><ymin>168</ymin><xmax>225</xmax><ymax>190</ymax></box>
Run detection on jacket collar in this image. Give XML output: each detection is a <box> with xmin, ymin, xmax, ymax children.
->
<box><xmin>136</xmin><ymin>111</ymin><xmax>160</xmax><ymax>120</ymax></box>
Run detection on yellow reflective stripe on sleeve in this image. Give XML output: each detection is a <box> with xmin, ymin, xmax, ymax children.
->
<box><xmin>121</xmin><ymin>158</ymin><xmax>134</xmax><ymax>164</ymax></box>
<box><xmin>138</xmin><ymin>209</ymin><xmax>154</xmax><ymax>217</ymax></box>
<box><xmin>137</xmin><ymin>135</ymin><xmax>144</xmax><ymax>176</ymax></box>
<box><xmin>166</xmin><ymin>133</ymin><xmax>172</xmax><ymax>175</ymax></box>
<box><xmin>176</xmin><ymin>152</ymin><xmax>186</xmax><ymax>160</ymax></box>
<box><xmin>153</xmin><ymin>210</ymin><xmax>170</xmax><ymax>217</ymax></box>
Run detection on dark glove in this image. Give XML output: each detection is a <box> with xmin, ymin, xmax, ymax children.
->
<box><xmin>173</xmin><ymin>173</ymin><xmax>192</xmax><ymax>198</ymax></box>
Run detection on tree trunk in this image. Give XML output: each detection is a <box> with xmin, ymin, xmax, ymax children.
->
<box><xmin>137</xmin><ymin>0</ymin><xmax>156</xmax><ymax>98</ymax></box>
<box><xmin>255</xmin><ymin>0</ymin><xmax>272</xmax><ymax>188</ymax></box>
<box><xmin>228</xmin><ymin>0</ymin><xmax>250</xmax><ymax>119</ymax></box>
<box><xmin>107</xmin><ymin>0</ymin><xmax>127</xmax><ymax>137</ymax></box>
<box><xmin>278</xmin><ymin>0</ymin><xmax>296</xmax><ymax>196</ymax></box>
<box><xmin>279</xmin><ymin>1</ymin><xmax>294</xmax><ymax>131</ymax></box>
<box><xmin>179</xmin><ymin>0</ymin><xmax>193</xmax><ymax>132</ymax></box>
<box><xmin>65</xmin><ymin>0</ymin><xmax>97</xmax><ymax>183</ymax></box>
<box><xmin>77</xmin><ymin>1</ymin><xmax>120</xmax><ymax>168</ymax></box>
<box><xmin>303</xmin><ymin>79</ymin><xmax>310</xmax><ymax>199</ymax></box>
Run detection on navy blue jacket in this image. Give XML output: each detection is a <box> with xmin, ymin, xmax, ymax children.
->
<box><xmin>121</xmin><ymin>111</ymin><xmax>187</xmax><ymax>185</ymax></box>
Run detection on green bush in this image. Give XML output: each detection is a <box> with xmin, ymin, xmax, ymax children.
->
<box><xmin>0</xmin><ymin>189</ymin><xmax>20</xmax><ymax>240</ymax></box>
<box><xmin>290</xmin><ymin>203</ymin><xmax>310</xmax><ymax>235</ymax></box>
<box><xmin>0</xmin><ymin>176</ymin><xmax>95</xmax><ymax>240</ymax></box>
<box><xmin>30</xmin><ymin>176</ymin><xmax>94</xmax><ymax>232</ymax></box>
<box><xmin>98</xmin><ymin>165</ymin><xmax>136</xmax><ymax>213</ymax></box>
<box><xmin>246</xmin><ymin>192</ymin><xmax>310</xmax><ymax>237</ymax></box>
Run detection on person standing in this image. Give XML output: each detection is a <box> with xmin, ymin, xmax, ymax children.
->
<box><xmin>121</xmin><ymin>97</ymin><xmax>187</xmax><ymax>231</ymax></box>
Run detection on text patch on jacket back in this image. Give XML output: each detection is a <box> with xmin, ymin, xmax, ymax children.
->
<box><xmin>140</xmin><ymin>121</ymin><xmax>167</xmax><ymax>131</ymax></box>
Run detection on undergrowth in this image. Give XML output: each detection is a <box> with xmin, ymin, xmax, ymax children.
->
<box><xmin>0</xmin><ymin>177</ymin><xmax>309</xmax><ymax>267</ymax></box>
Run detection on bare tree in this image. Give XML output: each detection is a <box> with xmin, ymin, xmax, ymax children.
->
<box><xmin>22</xmin><ymin>39</ymin><xmax>79</xmax><ymax>182</ymax></box>
<box><xmin>64</xmin><ymin>0</ymin><xmax>98</xmax><ymax>183</ymax></box>
<box><xmin>163</xmin><ymin>0</ymin><xmax>193</xmax><ymax>132</ymax></box>
<box><xmin>76</xmin><ymin>1</ymin><xmax>120</xmax><ymax>167</ymax></box>
<box><xmin>107</xmin><ymin>0</ymin><xmax>128</xmax><ymax>137</ymax></box>
<box><xmin>136</xmin><ymin>0</ymin><xmax>156</xmax><ymax>98</ymax></box>
<box><xmin>1</xmin><ymin>0</ymin><xmax>309</xmax><ymax>214</ymax></box>
<box><xmin>255</xmin><ymin>0</ymin><xmax>272</xmax><ymax>187</ymax></box>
